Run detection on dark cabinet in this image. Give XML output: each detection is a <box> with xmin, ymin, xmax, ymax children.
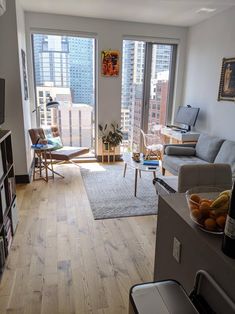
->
<box><xmin>0</xmin><ymin>130</ymin><xmax>18</xmax><ymax>272</ymax></box>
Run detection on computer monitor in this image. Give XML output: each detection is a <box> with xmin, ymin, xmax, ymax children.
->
<box><xmin>175</xmin><ymin>106</ymin><xmax>200</xmax><ymax>131</ymax></box>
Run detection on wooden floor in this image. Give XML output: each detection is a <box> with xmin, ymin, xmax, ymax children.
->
<box><xmin>0</xmin><ymin>163</ymin><xmax>157</xmax><ymax>314</ymax></box>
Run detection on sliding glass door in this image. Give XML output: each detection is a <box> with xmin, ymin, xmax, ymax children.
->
<box><xmin>121</xmin><ymin>40</ymin><xmax>176</xmax><ymax>152</ymax></box>
<box><xmin>32</xmin><ymin>33</ymin><xmax>95</xmax><ymax>155</ymax></box>
<box><xmin>121</xmin><ymin>40</ymin><xmax>145</xmax><ymax>152</ymax></box>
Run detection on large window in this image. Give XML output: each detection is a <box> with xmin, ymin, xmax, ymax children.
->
<box><xmin>32</xmin><ymin>34</ymin><xmax>95</xmax><ymax>153</ymax></box>
<box><xmin>121</xmin><ymin>40</ymin><xmax>176</xmax><ymax>152</ymax></box>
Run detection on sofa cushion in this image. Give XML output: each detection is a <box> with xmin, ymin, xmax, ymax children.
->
<box><xmin>214</xmin><ymin>140</ymin><xmax>235</xmax><ymax>177</ymax></box>
<box><xmin>195</xmin><ymin>134</ymin><xmax>224</xmax><ymax>162</ymax></box>
<box><xmin>165</xmin><ymin>146</ymin><xmax>196</xmax><ymax>156</ymax></box>
<box><xmin>163</xmin><ymin>155</ymin><xmax>209</xmax><ymax>175</ymax></box>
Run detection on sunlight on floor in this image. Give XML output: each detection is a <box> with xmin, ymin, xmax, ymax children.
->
<box><xmin>78</xmin><ymin>162</ymin><xmax>108</xmax><ymax>172</ymax></box>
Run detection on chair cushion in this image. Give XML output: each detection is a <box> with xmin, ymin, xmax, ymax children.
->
<box><xmin>147</xmin><ymin>144</ymin><xmax>163</xmax><ymax>151</ymax></box>
<box><xmin>50</xmin><ymin>146</ymin><xmax>89</xmax><ymax>161</ymax></box>
<box><xmin>165</xmin><ymin>146</ymin><xmax>196</xmax><ymax>156</ymax></box>
<box><xmin>214</xmin><ymin>140</ymin><xmax>235</xmax><ymax>177</ymax></box>
<box><xmin>47</xmin><ymin>136</ymin><xmax>63</xmax><ymax>150</ymax></box>
<box><xmin>163</xmin><ymin>155</ymin><xmax>209</xmax><ymax>175</ymax></box>
<box><xmin>195</xmin><ymin>134</ymin><xmax>224</xmax><ymax>162</ymax></box>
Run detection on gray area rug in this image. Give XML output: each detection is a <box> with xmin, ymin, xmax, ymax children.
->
<box><xmin>80</xmin><ymin>163</ymin><xmax>158</xmax><ymax>219</ymax></box>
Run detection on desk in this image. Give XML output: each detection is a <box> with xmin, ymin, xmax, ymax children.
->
<box><xmin>154</xmin><ymin>194</ymin><xmax>235</xmax><ymax>305</ymax></box>
<box><xmin>161</xmin><ymin>127</ymin><xmax>200</xmax><ymax>144</ymax></box>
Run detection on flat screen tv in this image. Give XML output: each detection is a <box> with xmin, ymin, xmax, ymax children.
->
<box><xmin>175</xmin><ymin>106</ymin><xmax>199</xmax><ymax>131</ymax></box>
<box><xmin>0</xmin><ymin>78</ymin><xmax>5</xmax><ymax>125</ymax></box>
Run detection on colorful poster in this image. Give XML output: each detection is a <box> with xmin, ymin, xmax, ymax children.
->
<box><xmin>101</xmin><ymin>50</ymin><xmax>120</xmax><ymax>77</ymax></box>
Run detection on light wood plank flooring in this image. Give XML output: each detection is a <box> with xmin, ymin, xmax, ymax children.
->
<box><xmin>0</xmin><ymin>163</ymin><xmax>157</xmax><ymax>314</ymax></box>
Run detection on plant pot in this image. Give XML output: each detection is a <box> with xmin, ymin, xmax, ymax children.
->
<box><xmin>104</xmin><ymin>142</ymin><xmax>109</xmax><ymax>150</ymax></box>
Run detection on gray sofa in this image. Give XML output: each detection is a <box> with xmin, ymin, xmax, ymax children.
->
<box><xmin>162</xmin><ymin>133</ymin><xmax>235</xmax><ymax>179</ymax></box>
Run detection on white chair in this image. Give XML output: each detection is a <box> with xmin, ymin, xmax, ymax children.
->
<box><xmin>140</xmin><ymin>128</ymin><xmax>163</xmax><ymax>160</ymax></box>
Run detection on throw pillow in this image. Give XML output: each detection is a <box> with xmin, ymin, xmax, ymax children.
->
<box><xmin>165</xmin><ymin>146</ymin><xmax>196</xmax><ymax>156</ymax></box>
<box><xmin>195</xmin><ymin>134</ymin><xmax>224</xmax><ymax>162</ymax></box>
<box><xmin>47</xmin><ymin>136</ymin><xmax>63</xmax><ymax>150</ymax></box>
<box><xmin>44</xmin><ymin>127</ymin><xmax>53</xmax><ymax>138</ymax></box>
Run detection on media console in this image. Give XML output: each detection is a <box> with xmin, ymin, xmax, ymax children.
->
<box><xmin>161</xmin><ymin>127</ymin><xmax>200</xmax><ymax>143</ymax></box>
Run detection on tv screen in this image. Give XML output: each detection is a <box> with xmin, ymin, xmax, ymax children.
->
<box><xmin>0</xmin><ymin>78</ymin><xmax>5</xmax><ymax>125</ymax></box>
<box><xmin>175</xmin><ymin>106</ymin><xmax>199</xmax><ymax>127</ymax></box>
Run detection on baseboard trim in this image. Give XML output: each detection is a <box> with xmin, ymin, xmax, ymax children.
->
<box><xmin>15</xmin><ymin>155</ymin><xmax>123</xmax><ymax>183</ymax></box>
<box><xmin>15</xmin><ymin>159</ymin><xmax>34</xmax><ymax>184</ymax></box>
<box><xmin>15</xmin><ymin>174</ymin><xmax>31</xmax><ymax>184</ymax></box>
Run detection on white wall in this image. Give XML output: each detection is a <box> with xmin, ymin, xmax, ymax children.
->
<box><xmin>15</xmin><ymin>0</ymin><xmax>32</xmax><ymax>171</ymax></box>
<box><xmin>25</xmin><ymin>12</ymin><xmax>188</xmax><ymax>154</ymax></box>
<box><xmin>0</xmin><ymin>0</ymin><xmax>31</xmax><ymax>175</ymax></box>
<box><xmin>183</xmin><ymin>7</ymin><xmax>235</xmax><ymax>140</ymax></box>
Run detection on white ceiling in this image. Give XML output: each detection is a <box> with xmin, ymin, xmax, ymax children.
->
<box><xmin>19</xmin><ymin>0</ymin><xmax>235</xmax><ymax>27</ymax></box>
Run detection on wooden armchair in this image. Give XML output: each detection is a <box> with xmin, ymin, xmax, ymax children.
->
<box><xmin>29</xmin><ymin>126</ymin><xmax>89</xmax><ymax>167</ymax></box>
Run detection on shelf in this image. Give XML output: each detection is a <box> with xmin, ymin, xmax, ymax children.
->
<box><xmin>0</xmin><ymin>164</ymin><xmax>13</xmax><ymax>187</ymax></box>
<box><xmin>3</xmin><ymin>205</ymin><xmax>12</xmax><ymax>222</ymax></box>
<box><xmin>0</xmin><ymin>131</ymin><xmax>18</xmax><ymax>275</ymax></box>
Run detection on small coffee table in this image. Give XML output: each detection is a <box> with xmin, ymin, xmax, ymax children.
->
<box><xmin>122</xmin><ymin>153</ymin><xmax>160</xmax><ymax>197</ymax></box>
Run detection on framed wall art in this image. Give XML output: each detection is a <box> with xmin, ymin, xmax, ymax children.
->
<box><xmin>21</xmin><ymin>49</ymin><xmax>29</xmax><ymax>100</ymax></box>
<box><xmin>101</xmin><ymin>50</ymin><xmax>120</xmax><ymax>77</ymax></box>
<box><xmin>218</xmin><ymin>57</ymin><xmax>235</xmax><ymax>101</ymax></box>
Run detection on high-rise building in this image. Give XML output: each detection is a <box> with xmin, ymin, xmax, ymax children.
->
<box><xmin>33</xmin><ymin>35</ymin><xmax>70</xmax><ymax>87</ymax></box>
<box><xmin>152</xmin><ymin>45</ymin><xmax>172</xmax><ymax>76</ymax></box>
<box><xmin>68</xmin><ymin>37</ymin><xmax>94</xmax><ymax>105</ymax></box>
<box><xmin>32</xmin><ymin>34</ymin><xmax>95</xmax><ymax>151</ymax></box>
<box><xmin>121</xmin><ymin>41</ymin><xmax>172</xmax><ymax>150</ymax></box>
<box><xmin>121</xmin><ymin>41</ymin><xmax>145</xmax><ymax>109</ymax></box>
<box><xmin>33</xmin><ymin>34</ymin><xmax>94</xmax><ymax>106</ymax></box>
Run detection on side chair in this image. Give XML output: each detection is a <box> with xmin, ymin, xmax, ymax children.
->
<box><xmin>28</xmin><ymin>127</ymin><xmax>89</xmax><ymax>178</ymax></box>
<box><xmin>140</xmin><ymin>128</ymin><xmax>163</xmax><ymax>160</ymax></box>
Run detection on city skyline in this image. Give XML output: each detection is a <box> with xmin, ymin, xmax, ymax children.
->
<box><xmin>33</xmin><ymin>34</ymin><xmax>95</xmax><ymax>106</ymax></box>
<box><xmin>32</xmin><ymin>35</ymin><xmax>172</xmax><ymax>152</ymax></box>
<box><xmin>121</xmin><ymin>40</ymin><xmax>172</xmax><ymax>151</ymax></box>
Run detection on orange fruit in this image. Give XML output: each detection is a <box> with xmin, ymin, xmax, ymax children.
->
<box><xmin>200</xmin><ymin>199</ymin><xmax>213</xmax><ymax>206</ymax></box>
<box><xmin>199</xmin><ymin>202</ymin><xmax>210</xmax><ymax>217</ymax></box>
<box><xmin>190</xmin><ymin>194</ymin><xmax>201</xmax><ymax>204</ymax></box>
<box><xmin>200</xmin><ymin>202</ymin><xmax>211</xmax><ymax>210</ymax></box>
<box><xmin>191</xmin><ymin>209</ymin><xmax>202</xmax><ymax>220</ymax></box>
<box><xmin>216</xmin><ymin>216</ymin><xmax>226</xmax><ymax>229</ymax></box>
<box><xmin>209</xmin><ymin>212</ymin><xmax>216</xmax><ymax>219</ymax></box>
<box><xmin>200</xmin><ymin>208</ymin><xmax>210</xmax><ymax>218</ymax></box>
<box><xmin>190</xmin><ymin>203</ymin><xmax>199</xmax><ymax>210</ymax></box>
<box><xmin>204</xmin><ymin>218</ymin><xmax>217</xmax><ymax>231</ymax></box>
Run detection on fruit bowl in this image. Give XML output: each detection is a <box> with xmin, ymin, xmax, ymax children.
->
<box><xmin>185</xmin><ymin>186</ymin><xmax>230</xmax><ymax>234</ymax></box>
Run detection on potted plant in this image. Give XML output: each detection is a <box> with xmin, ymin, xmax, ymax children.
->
<box><xmin>98</xmin><ymin>123</ymin><xmax>123</xmax><ymax>150</ymax></box>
